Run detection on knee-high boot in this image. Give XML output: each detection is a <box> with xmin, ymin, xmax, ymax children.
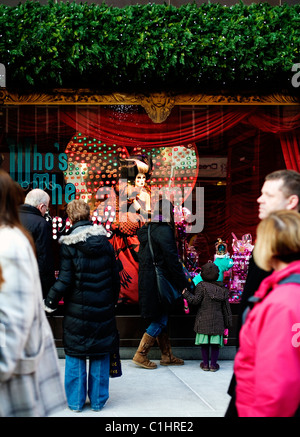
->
<box><xmin>132</xmin><ymin>333</ymin><xmax>157</xmax><ymax>369</ymax></box>
<box><xmin>156</xmin><ymin>331</ymin><xmax>184</xmax><ymax>366</ymax></box>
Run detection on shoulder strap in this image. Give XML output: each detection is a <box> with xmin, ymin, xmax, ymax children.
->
<box><xmin>147</xmin><ymin>224</ymin><xmax>156</xmax><ymax>264</ymax></box>
<box><xmin>278</xmin><ymin>273</ymin><xmax>300</xmax><ymax>285</ymax></box>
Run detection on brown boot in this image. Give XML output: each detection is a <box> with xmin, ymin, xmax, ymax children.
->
<box><xmin>132</xmin><ymin>333</ymin><xmax>157</xmax><ymax>369</ymax></box>
<box><xmin>157</xmin><ymin>331</ymin><xmax>184</xmax><ymax>366</ymax></box>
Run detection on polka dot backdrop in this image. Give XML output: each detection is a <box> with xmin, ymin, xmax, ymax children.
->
<box><xmin>51</xmin><ymin>132</ymin><xmax>199</xmax><ymax>238</ymax></box>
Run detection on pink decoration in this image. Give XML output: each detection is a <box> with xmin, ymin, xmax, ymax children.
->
<box><xmin>228</xmin><ymin>233</ymin><xmax>254</xmax><ymax>304</ymax></box>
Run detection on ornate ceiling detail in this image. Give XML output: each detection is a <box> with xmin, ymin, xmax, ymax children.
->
<box><xmin>0</xmin><ymin>89</ymin><xmax>299</xmax><ymax>123</ymax></box>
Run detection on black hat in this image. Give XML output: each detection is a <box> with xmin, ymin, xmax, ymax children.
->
<box><xmin>119</xmin><ymin>154</ymin><xmax>153</xmax><ymax>182</ymax></box>
<box><xmin>201</xmin><ymin>262</ymin><xmax>219</xmax><ymax>282</ymax></box>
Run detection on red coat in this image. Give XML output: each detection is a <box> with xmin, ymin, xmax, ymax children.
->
<box><xmin>234</xmin><ymin>260</ymin><xmax>300</xmax><ymax>417</ymax></box>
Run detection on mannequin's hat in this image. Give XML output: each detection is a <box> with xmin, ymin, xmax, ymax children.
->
<box><xmin>119</xmin><ymin>154</ymin><xmax>153</xmax><ymax>182</ymax></box>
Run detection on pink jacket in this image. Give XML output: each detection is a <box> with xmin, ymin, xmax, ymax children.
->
<box><xmin>234</xmin><ymin>260</ymin><xmax>300</xmax><ymax>417</ymax></box>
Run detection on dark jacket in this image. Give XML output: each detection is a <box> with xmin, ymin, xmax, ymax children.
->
<box><xmin>137</xmin><ymin>222</ymin><xmax>190</xmax><ymax>319</ymax></box>
<box><xmin>45</xmin><ymin>221</ymin><xmax>120</xmax><ymax>358</ymax></box>
<box><xmin>235</xmin><ymin>255</ymin><xmax>271</xmax><ymax>346</ymax></box>
<box><xmin>225</xmin><ymin>253</ymin><xmax>271</xmax><ymax>414</ymax></box>
<box><xmin>183</xmin><ymin>281</ymin><xmax>232</xmax><ymax>336</ymax></box>
<box><xmin>19</xmin><ymin>204</ymin><xmax>55</xmax><ymax>298</ymax></box>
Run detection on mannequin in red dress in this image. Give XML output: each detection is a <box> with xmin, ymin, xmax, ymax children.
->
<box><xmin>110</xmin><ymin>154</ymin><xmax>152</xmax><ymax>305</ymax></box>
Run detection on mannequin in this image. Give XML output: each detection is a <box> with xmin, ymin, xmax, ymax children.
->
<box><xmin>110</xmin><ymin>154</ymin><xmax>152</xmax><ymax>305</ymax></box>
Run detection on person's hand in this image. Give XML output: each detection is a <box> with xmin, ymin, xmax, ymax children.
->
<box><xmin>43</xmin><ymin>299</ymin><xmax>56</xmax><ymax>313</ymax></box>
<box><xmin>182</xmin><ymin>288</ymin><xmax>187</xmax><ymax>295</ymax></box>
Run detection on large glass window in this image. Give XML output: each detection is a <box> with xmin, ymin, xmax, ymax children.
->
<box><xmin>1</xmin><ymin>103</ymin><xmax>298</xmax><ymax>303</ymax></box>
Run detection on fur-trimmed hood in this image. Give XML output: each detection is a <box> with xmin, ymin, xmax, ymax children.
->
<box><xmin>59</xmin><ymin>221</ymin><xmax>108</xmax><ymax>256</ymax></box>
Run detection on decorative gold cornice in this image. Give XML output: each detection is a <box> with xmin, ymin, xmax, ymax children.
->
<box><xmin>0</xmin><ymin>89</ymin><xmax>299</xmax><ymax>123</ymax></box>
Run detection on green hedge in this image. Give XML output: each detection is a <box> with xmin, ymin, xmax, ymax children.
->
<box><xmin>1</xmin><ymin>1</ymin><xmax>300</xmax><ymax>92</ymax></box>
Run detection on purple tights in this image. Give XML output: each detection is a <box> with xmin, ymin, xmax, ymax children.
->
<box><xmin>201</xmin><ymin>344</ymin><xmax>219</xmax><ymax>366</ymax></box>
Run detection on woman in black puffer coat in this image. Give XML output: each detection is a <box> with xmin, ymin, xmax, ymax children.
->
<box><xmin>132</xmin><ymin>199</ymin><xmax>192</xmax><ymax>370</ymax></box>
<box><xmin>44</xmin><ymin>200</ymin><xmax>120</xmax><ymax>412</ymax></box>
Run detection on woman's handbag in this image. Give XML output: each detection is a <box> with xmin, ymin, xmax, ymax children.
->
<box><xmin>147</xmin><ymin>224</ymin><xmax>181</xmax><ymax>307</ymax></box>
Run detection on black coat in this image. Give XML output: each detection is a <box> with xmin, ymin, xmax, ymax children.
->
<box><xmin>45</xmin><ymin>221</ymin><xmax>120</xmax><ymax>358</ymax></box>
<box><xmin>137</xmin><ymin>222</ymin><xmax>190</xmax><ymax>319</ymax></box>
<box><xmin>19</xmin><ymin>204</ymin><xmax>55</xmax><ymax>297</ymax></box>
<box><xmin>235</xmin><ymin>255</ymin><xmax>271</xmax><ymax>347</ymax></box>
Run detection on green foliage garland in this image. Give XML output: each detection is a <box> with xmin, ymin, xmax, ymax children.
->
<box><xmin>0</xmin><ymin>1</ymin><xmax>300</xmax><ymax>92</ymax></box>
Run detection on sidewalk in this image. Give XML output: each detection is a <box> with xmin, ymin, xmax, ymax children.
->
<box><xmin>50</xmin><ymin>359</ymin><xmax>234</xmax><ymax>418</ymax></box>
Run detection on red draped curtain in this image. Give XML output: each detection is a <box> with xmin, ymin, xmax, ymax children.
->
<box><xmin>4</xmin><ymin>105</ymin><xmax>300</xmax><ymax>171</ymax></box>
<box><xmin>279</xmin><ymin>133</ymin><xmax>300</xmax><ymax>172</ymax></box>
<box><xmin>60</xmin><ymin>106</ymin><xmax>300</xmax><ymax>173</ymax></box>
<box><xmin>59</xmin><ymin>106</ymin><xmax>252</xmax><ymax>147</ymax></box>
<box><xmin>247</xmin><ymin>106</ymin><xmax>300</xmax><ymax>172</ymax></box>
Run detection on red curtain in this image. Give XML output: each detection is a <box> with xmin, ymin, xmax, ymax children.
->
<box><xmin>246</xmin><ymin>106</ymin><xmax>300</xmax><ymax>171</ymax></box>
<box><xmin>59</xmin><ymin>106</ymin><xmax>253</xmax><ymax>147</ymax></box>
<box><xmin>5</xmin><ymin>105</ymin><xmax>300</xmax><ymax>171</ymax></box>
<box><xmin>279</xmin><ymin>133</ymin><xmax>300</xmax><ymax>172</ymax></box>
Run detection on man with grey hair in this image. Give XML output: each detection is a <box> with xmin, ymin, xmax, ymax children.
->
<box><xmin>19</xmin><ymin>189</ymin><xmax>55</xmax><ymax>298</ymax></box>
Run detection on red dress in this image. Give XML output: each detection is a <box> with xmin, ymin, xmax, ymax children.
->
<box><xmin>110</xmin><ymin>182</ymin><xmax>149</xmax><ymax>305</ymax></box>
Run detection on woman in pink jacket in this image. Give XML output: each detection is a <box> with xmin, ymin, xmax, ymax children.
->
<box><xmin>234</xmin><ymin>210</ymin><xmax>300</xmax><ymax>417</ymax></box>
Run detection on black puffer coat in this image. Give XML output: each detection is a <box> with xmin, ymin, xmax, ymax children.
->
<box><xmin>45</xmin><ymin>221</ymin><xmax>120</xmax><ymax>358</ymax></box>
<box><xmin>137</xmin><ymin>222</ymin><xmax>191</xmax><ymax>319</ymax></box>
<box><xmin>19</xmin><ymin>204</ymin><xmax>55</xmax><ymax>297</ymax></box>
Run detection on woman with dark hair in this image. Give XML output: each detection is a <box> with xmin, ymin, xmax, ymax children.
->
<box><xmin>0</xmin><ymin>169</ymin><xmax>66</xmax><ymax>417</ymax></box>
<box><xmin>133</xmin><ymin>198</ymin><xmax>191</xmax><ymax>369</ymax></box>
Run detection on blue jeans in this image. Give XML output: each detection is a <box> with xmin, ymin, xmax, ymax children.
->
<box><xmin>146</xmin><ymin>314</ymin><xmax>168</xmax><ymax>338</ymax></box>
<box><xmin>65</xmin><ymin>354</ymin><xmax>110</xmax><ymax>411</ymax></box>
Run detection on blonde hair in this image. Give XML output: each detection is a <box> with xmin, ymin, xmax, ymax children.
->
<box><xmin>253</xmin><ymin>210</ymin><xmax>300</xmax><ymax>271</ymax></box>
<box><xmin>66</xmin><ymin>199</ymin><xmax>90</xmax><ymax>224</ymax></box>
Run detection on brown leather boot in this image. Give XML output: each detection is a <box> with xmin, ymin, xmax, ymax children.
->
<box><xmin>132</xmin><ymin>333</ymin><xmax>157</xmax><ymax>369</ymax></box>
<box><xmin>157</xmin><ymin>331</ymin><xmax>184</xmax><ymax>366</ymax></box>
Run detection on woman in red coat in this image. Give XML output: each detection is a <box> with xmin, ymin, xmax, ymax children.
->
<box><xmin>234</xmin><ymin>210</ymin><xmax>300</xmax><ymax>417</ymax></box>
